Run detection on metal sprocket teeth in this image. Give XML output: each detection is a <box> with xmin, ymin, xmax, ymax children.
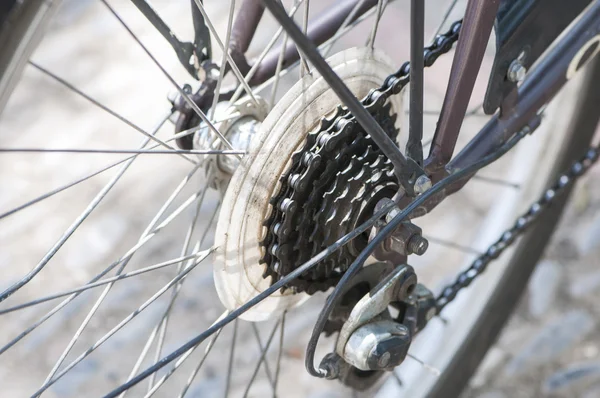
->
<box><xmin>261</xmin><ymin>98</ymin><xmax>399</xmax><ymax>293</ymax></box>
<box><xmin>322</xmin><ymin>155</ymin><xmax>396</xmax><ymax>270</ymax></box>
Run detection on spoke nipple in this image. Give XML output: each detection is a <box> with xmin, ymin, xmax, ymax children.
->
<box><xmin>414</xmin><ymin>175</ymin><xmax>432</xmax><ymax>194</ymax></box>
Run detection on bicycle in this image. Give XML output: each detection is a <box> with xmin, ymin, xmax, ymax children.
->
<box><xmin>1</xmin><ymin>0</ymin><xmax>599</xmax><ymax>397</ymax></box>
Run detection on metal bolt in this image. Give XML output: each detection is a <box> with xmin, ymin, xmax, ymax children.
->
<box><xmin>507</xmin><ymin>60</ymin><xmax>527</xmax><ymax>83</ymax></box>
<box><xmin>378</xmin><ymin>352</ymin><xmax>391</xmax><ymax>368</ymax></box>
<box><xmin>319</xmin><ymin>353</ymin><xmax>342</xmax><ymax>380</ymax></box>
<box><xmin>407</xmin><ymin>235</ymin><xmax>429</xmax><ymax>255</ymax></box>
<box><xmin>393</xmin><ymin>323</ymin><xmax>409</xmax><ymax>335</ymax></box>
<box><xmin>426</xmin><ymin>307</ymin><xmax>436</xmax><ymax>321</ymax></box>
<box><xmin>413</xmin><ymin>174</ymin><xmax>432</xmax><ymax>194</ymax></box>
<box><xmin>385</xmin><ymin>206</ymin><xmax>401</xmax><ymax>223</ymax></box>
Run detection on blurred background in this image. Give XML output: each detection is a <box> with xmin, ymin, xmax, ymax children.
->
<box><xmin>1</xmin><ymin>0</ymin><xmax>600</xmax><ymax>397</ymax></box>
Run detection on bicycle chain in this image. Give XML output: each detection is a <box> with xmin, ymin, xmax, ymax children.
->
<box><xmin>260</xmin><ymin>20</ymin><xmax>463</xmax><ymax>293</ymax></box>
<box><xmin>436</xmin><ymin>147</ymin><xmax>600</xmax><ymax>313</ymax></box>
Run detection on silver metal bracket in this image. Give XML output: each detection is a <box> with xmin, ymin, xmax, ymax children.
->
<box><xmin>335</xmin><ymin>264</ymin><xmax>417</xmax><ymax>371</ymax></box>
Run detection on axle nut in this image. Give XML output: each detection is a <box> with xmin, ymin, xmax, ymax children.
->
<box><xmin>343</xmin><ymin>320</ymin><xmax>411</xmax><ymax>371</ymax></box>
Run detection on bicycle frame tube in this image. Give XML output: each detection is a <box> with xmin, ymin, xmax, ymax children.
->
<box><xmin>389</xmin><ymin>1</ymin><xmax>600</xmax><ymax>215</ymax></box>
<box><xmin>425</xmin><ymin>0</ymin><xmax>500</xmax><ymax>176</ymax></box>
<box><xmin>441</xmin><ymin>0</ymin><xmax>600</xmax><ymax>197</ymax></box>
<box><xmin>229</xmin><ymin>0</ymin><xmax>379</xmax><ymax>86</ymax></box>
<box><xmin>453</xmin><ymin>1</ymin><xmax>600</xmax><ymax>166</ymax></box>
<box><xmin>231</xmin><ymin>0</ymin><xmax>600</xmax><ymax>193</ymax></box>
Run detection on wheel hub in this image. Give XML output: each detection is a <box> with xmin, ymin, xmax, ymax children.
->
<box><xmin>193</xmin><ymin>96</ymin><xmax>268</xmax><ymax>191</ymax></box>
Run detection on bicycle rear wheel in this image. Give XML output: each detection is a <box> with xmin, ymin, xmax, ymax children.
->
<box><xmin>0</xmin><ymin>1</ymin><xmax>598</xmax><ymax>397</ymax></box>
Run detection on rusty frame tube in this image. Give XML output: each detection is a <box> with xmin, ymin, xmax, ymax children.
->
<box><xmin>227</xmin><ymin>0</ymin><xmax>265</xmax><ymax>76</ymax></box>
<box><xmin>449</xmin><ymin>0</ymin><xmax>600</xmax><ymax>173</ymax></box>
<box><xmin>228</xmin><ymin>0</ymin><xmax>378</xmax><ymax>86</ymax></box>
<box><xmin>229</xmin><ymin>0</ymin><xmax>265</xmax><ymax>54</ymax></box>
<box><xmin>424</xmin><ymin>0</ymin><xmax>501</xmax><ymax>176</ymax></box>
<box><xmin>401</xmin><ymin>0</ymin><xmax>600</xmax><ymax>217</ymax></box>
<box><xmin>252</xmin><ymin>0</ymin><xmax>378</xmax><ymax>84</ymax></box>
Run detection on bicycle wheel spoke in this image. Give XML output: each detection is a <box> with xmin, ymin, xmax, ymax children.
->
<box><xmin>406</xmin><ymin>352</ymin><xmax>440</xmax><ymax>376</ymax></box>
<box><xmin>253</xmin><ymin>0</ymin><xmax>382</xmax><ymax>97</ymax></box>
<box><xmin>273</xmin><ymin>312</ymin><xmax>286</xmax><ymax>398</ymax></box>
<box><xmin>242</xmin><ymin>319</ymin><xmax>281</xmax><ymax>398</ymax></box>
<box><xmin>123</xmin><ymin>324</ymin><xmax>159</xmax><ymax>397</ymax></box>
<box><xmin>224</xmin><ymin>319</ymin><xmax>238</xmax><ymax>398</ymax></box>
<box><xmin>29</xmin><ymin>61</ymin><xmax>196</xmax><ymax>165</ymax></box>
<box><xmin>229</xmin><ymin>0</ymin><xmax>307</xmax><ymax>104</ymax></box>
<box><xmin>120</xmin><ymin>200</ymin><xmax>218</xmax><ymax>385</ymax></box>
<box><xmin>0</xmin><ymin>117</ymin><xmax>240</xmax><ymax>221</ymax></box>
<box><xmin>100</xmin><ymin>0</ymin><xmax>235</xmax><ymax>153</ymax></box>
<box><xmin>43</xmin><ymin>191</ymin><xmax>209</xmax><ymax>386</ymax></box>
<box><xmin>32</xmin><ymin>246</ymin><xmax>214</xmax><ymax>396</ymax></box>
<box><xmin>0</xmin><ymin>112</ymin><xmax>174</xmax><ymax>220</ymax></box>
<box><xmin>0</xmin><ymin>112</ymin><xmax>171</xmax><ymax>303</ymax></box>
<box><xmin>269</xmin><ymin>26</ymin><xmax>290</xmax><ymax>109</ymax></box>
<box><xmin>177</xmin><ymin>315</ymin><xmax>226</xmax><ymax>398</ymax></box>
<box><xmin>144</xmin><ymin>312</ymin><xmax>229</xmax><ymax>398</ymax></box>
<box><xmin>472</xmin><ymin>174</ymin><xmax>521</xmax><ymax>189</ymax></box>
<box><xmin>0</xmin><ymin>252</ymin><xmax>206</xmax><ymax>315</ymax></box>
<box><xmin>0</xmin><ymin>163</ymin><xmax>202</xmax><ymax>355</ymax></box>
<box><xmin>208</xmin><ymin>0</ymin><xmax>236</xmax><ymax>121</ymax></box>
<box><xmin>251</xmin><ymin>324</ymin><xmax>275</xmax><ymax>387</ymax></box>
<box><xmin>299</xmin><ymin>0</ymin><xmax>311</xmax><ymax>76</ymax></box>
<box><xmin>367</xmin><ymin>0</ymin><xmax>385</xmax><ymax>48</ymax></box>
<box><xmin>0</xmin><ymin>148</ymin><xmax>245</xmax><ymax>155</ymax></box>
<box><xmin>430</xmin><ymin>0</ymin><xmax>459</xmax><ymax>41</ymax></box>
<box><xmin>121</xmin><ymin>199</ymin><xmax>219</xmax><ymax>398</ymax></box>
<box><xmin>424</xmin><ymin>235</ymin><xmax>481</xmax><ymax>255</ymax></box>
<box><xmin>322</xmin><ymin>0</ymin><xmax>371</xmax><ymax>57</ymax></box>
<box><xmin>190</xmin><ymin>0</ymin><xmax>258</xmax><ymax>109</ymax></box>
<box><xmin>103</xmin><ymin>201</ymin><xmax>394</xmax><ymax>398</ymax></box>
<box><xmin>201</xmin><ymin>0</ymin><xmax>238</xmax><ymax>154</ymax></box>
<box><xmin>147</xmin><ymin>181</ymin><xmax>210</xmax><ymax>391</ymax></box>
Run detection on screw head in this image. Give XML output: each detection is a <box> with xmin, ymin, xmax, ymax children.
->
<box><xmin>414</xmin><ymin>175</ymin><xmax>432</xmax><ymax>194</ymax></box>
<box><xmin>508</xmin><ymin>60</ymin><xmax>527</xmax><ymax>83</ymax></box>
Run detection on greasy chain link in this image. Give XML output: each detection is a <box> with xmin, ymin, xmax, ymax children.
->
<box><xmin>436</xmin><ymin>147</ymin><xmax>600</xmax><ymax>313</ymax></box>
<box><xmin>261</xmin><ymin>20</ymin><xmax>463</xmax><ymax>293</ymax></box>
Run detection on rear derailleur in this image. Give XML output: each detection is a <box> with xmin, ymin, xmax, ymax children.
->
<box><xmin>320</xmin><ymin>208</ymin><xmax>437</xmax><ymax>390</ymax></box>
<box><xmin>321</xmin><ymin>263</ymin><xmax>436</xmax><ymax>389</ymax></box>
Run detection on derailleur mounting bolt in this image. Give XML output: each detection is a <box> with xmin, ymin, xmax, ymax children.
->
<box><xmin>407</xmin><ymin>234</ymin><xmax>429</xmax><ymax>256</ymax></box>
<box><xmin>413</xmin><ymin>174</ymin><xmax>432</xmax><ymax>194</ymax></box>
